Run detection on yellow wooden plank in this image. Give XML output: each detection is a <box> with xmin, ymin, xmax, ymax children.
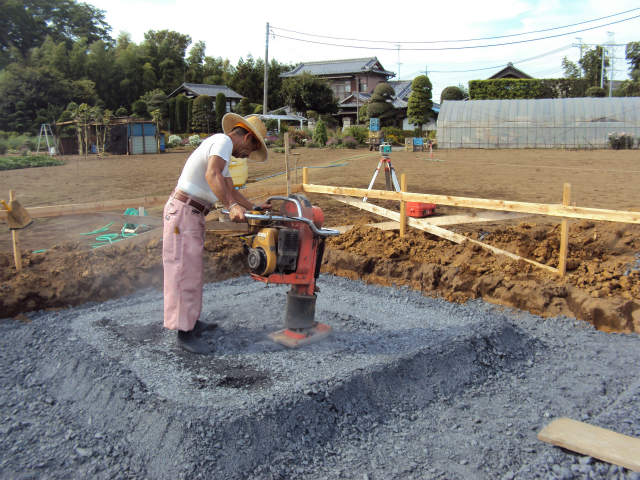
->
<box><xmin>9</xmin><ymin>190</ymin><xmax>22</xmax><ymax>272</ymax></box>
<box><xmin>302</xmin><ymin>184</ymin><xmax>640</xmax><ymax>224</ymax></box>
<box><xmin>400</xmin><ymin>173</ymin><xmax>407</xmax><ymax>238</ymax></box>
<box><xmin>333</xmin><ymin>195</ymin><xmax>557</xmax><ymax>273</ymax></box>
<box><xmin>0</xmin><ymin>183</ymin><xmax>301</xmax><ymax>221</ymax></box>
<box><xmin>538</xmin><ymin>418</ymin><xmax>640</xmax><ymax>472</ymax></box>
<box><xmin>558</xmin><ymin>183</ymin><xmax>571</xmax><ymax>276</ymax></box>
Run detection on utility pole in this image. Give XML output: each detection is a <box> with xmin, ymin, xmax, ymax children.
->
<box><xmin>263</xmin><ymin>22</ymin><xmax>269</xmax><ymax>115</ymax></box>
<box><xmin>575</xmin><ymin>37</ymin><xmax>584</xmax><ymax>60</ymax></box>
<box><xmin>600</xmin><ymin>44</ymin><xmax>605</xmax><ymax>88</ymax></box>
<box><xmin>608</xmin><ymin>32</ymin><xmax>615</xmax><ymax>97</ymax></box>
<box><xmin>396</xmin><ymin>44</ymin><xmax>402</xmax><ymax>80</ymax></box>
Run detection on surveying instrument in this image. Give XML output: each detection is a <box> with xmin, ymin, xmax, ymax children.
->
<box><xmin>363</xmin><ymin>142</ymin><xmax>400</xmax><ymax>203</ymax></box>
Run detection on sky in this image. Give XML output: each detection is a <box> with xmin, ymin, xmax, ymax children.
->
<box><xmin>85</xmin><ymin>0</ymin><xmax>640</xmax><ymax>104</ymax></box>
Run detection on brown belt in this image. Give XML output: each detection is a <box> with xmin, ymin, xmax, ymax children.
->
<box><xmin>172</xmin><ymin>190</ymin><xmax>211</xmax><ymax>215</ymax></box>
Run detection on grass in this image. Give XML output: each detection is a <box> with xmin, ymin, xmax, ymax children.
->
<box><xmin>0</xmin><ymin>155</ymin><xmax>65</xmax><ymax>171</ymax></box>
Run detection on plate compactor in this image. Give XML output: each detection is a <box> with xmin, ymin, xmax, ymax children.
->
<box><xmin>237</xmin><ymin>195</ymin><xmax>340</xmax><ymax>348</ymax></box>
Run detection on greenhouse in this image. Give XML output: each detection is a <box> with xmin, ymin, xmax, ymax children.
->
<box><xmin>436</xmin><ymin>97</ymin><xmax>640</xmax><ymax>149</ymax></box>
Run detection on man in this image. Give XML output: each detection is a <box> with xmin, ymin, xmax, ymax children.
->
<box><xmin>163</xmin><ymin>113</ymin><xmax>268</xmax><ymax>354</ymax></box>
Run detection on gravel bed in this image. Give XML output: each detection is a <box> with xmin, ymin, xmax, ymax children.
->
<box><xmin>1</xmin><ymin>274</ymin><xmax>640</xmax><ymax>479</ymax></box>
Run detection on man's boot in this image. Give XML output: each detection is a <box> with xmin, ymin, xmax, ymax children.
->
<box><xmin>177</xmin><ymin>329</ymin><xmax>214</xmax><ymax>354</ymax></box>
<box><xmin>192</xmin><ymin>320</ymin><xmax>218</xmax><ymax>336</ymax></box>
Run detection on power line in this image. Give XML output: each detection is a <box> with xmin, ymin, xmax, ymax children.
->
<box><xmin>270</xmin><ymin>14</ymin><xmax>640</xmax><ymax>51</ymax></box>
<box><xmin>270</xmin><ymin>7</ymin><xmax>640</xmax><ymax>45</ymax></box>
<box><xmin>414</xmin><ymin>45</ymin><xmax>573</xmax><ymax>74</ymax></box>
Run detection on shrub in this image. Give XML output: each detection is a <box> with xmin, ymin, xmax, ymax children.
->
<box><xmin>131</xmin><ymin>100</ymin><xmax>148</xmax><ymax>118</ymax></box>
<box><xmin>287</xmin><ymin>127</ymin><xmax>310</xmax><ymax>145</ymax></box>
<box><xmin>0</xmin><ymin>143</ymin><xmax>7</xmax><ymax>154</ymax></box>
<box><xmin>326</xmin><ymin>137</ymin><xmax>339</xmax><ymax>147</ymax></box>
<box><xmin>342</xmin><ymin>136</ymin><xmax>358</xmax><ymax>148</ymax></box>
<box><xmin>586</xmin><ymin>86</ymin><xmax>606</xmax><ymax>97</ymax></box>
<box><xmin>0</xmin><ymin>155</ymin><xmax>65</xmax><ymax>170</ymax></box>
<box><xmin>343</xmin><ymin>125</ymin><xmax>368</xmax><ymax>144</ymax></box>
<box><xmin>313</xmin><ymin>119</ymin><xmax>328</xmax><ymax>146</ymax></box>
<box><xmin>188</xmin><ymin>135</ymin><xmax>202</xmax><ymax>147</ymax></box>
<box><xmin>168</xmin><ymin>134</ymin><xmax>182</xmax><ymax>147</ymax></box>
<box><xmin>440</xmin><ymin>86</ymin><xmax>465</xmax><ymax>102</ymax></box>
<box><xmin>115</xmin><ymin>106</ymin><xmax>128</xmax><ymax>117</ymax></box>
<box><xmin>608</xmin><ymin>132</ymin><xmax>635</xmax><ymax>149</ymax></box>
<box><xmin>306</xmin><ymin>142</ymin><xmax>319</xmax><ymax>148</ymax></box>
<box><xmin>265</xmin><ymin>135</ymin><xmax>278</xmax><ymax>146</ymax></box>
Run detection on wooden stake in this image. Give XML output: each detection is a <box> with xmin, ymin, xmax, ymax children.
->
<box><xmin>302</xmin><ymin>167</ymin><xmax>309</xmax><ymax>186</ymax></box>
<box><xmin>558</xmin><ymin>183</ymin><xmax>571</xmax><ymax>276</ymax></box>
<box><xmin>400</xmin><ymin>173</ymin><xmax>407</xmax><ymax>238</ymax></box>
<box><xmin>9</xmin><ymin>190</ymin><xmax>22</xmax><ymax>272</ymax></box>
<box><xmin>284</xmin><ymin>132</ymin><xmax>291</xmax><ymax>196</ymax></box>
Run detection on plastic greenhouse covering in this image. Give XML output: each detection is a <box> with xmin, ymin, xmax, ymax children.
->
<box><xmin>436</xmin><ymin>97</ymin><xmax>640</xmax><ymax>149</ymax></box>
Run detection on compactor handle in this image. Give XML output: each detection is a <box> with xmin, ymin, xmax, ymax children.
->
<box><xmin>220</xmin><ymin>210</ymin><xmax>340</xmax><ymax>237</ymax></box>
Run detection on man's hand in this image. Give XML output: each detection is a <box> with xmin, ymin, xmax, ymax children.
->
<box><xmin>228</xmin><ymin>203</ymin><xmax>246</xmax><ymax>222</ymax></box>
<box><xmin>253</xmin><ymin>202</ymin><xmax>272</xmax><ymax>212</ymax></box>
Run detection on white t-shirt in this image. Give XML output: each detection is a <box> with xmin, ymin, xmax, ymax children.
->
<box><xmin>176</xmin><ymin>133</ymin><xmax>232</xmax><ymax>204</ymax></box>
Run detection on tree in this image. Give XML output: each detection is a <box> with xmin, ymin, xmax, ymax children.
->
<box><xmin>142</xmin><ymin>30</ymin><xmax>191</xmax><ymax>93</ymax></box>
<box><xmin>185</xmin><ymin>40</ymin><xmax>206</xmax><ymax>83</ymax></box>
<box><xmin>407</xmin><ymin>75</ymin><xmax>433</xmax><ymax>133</ymax></box>
<box><xmin>0</xmin><ymin>63</ymin><xmax>75</xmax><ymax>133</ymax></box>
<box><xmin>579</xmin><ymin>46</ymin><xmax>609</xmax><ymax>87</ymax></box>
<box><xmin>625</xmin><ymin>41</ymin><xmax>640</xmax><ymax>75</ymax></box>
<box><xmin>281</xmin><ymin>73</ymin><xmax>337</xmax><ymax>114</ymax></box>
<box><xmin>231</xmin><ymin>55</ymin><xmax>264</xmax><ymax>103</ymax></box>
<box><xmin>132</xmin><ymin>99</ymin><xmax>148</xmax><ymax>118</ymax></box>
<box><xmin>215</xmin><ymin>93</ymin><xmax>226</xmax><ymax>132</ymax></box>
<box><xmin>235</xmin><ymin>98</ymin><xmax>253</xmax><ymax>116</ymax></box>
<box><xmin>313</xmin><ymin>119</ymin><xmax>327</xmax><ymax>146</ymax></box>
<box><xmin>367</xmin><ymin>83</ymin><xmax>395</xmax><ymax>124</ymax></box>
<box><xmin>191</xmin><ymin>95</ymin><xmax>214</xmax><ymax>133</ymax></box>
<box><xmin>440</xmin><ymin>86</ymin><xmax>465</xmax><ymax>103</ymax></box>
<box><xmin>1</xmin><ymin>0</ymin><xmax>111</xmax><ymax>66</ymax></box>
<box><xmin>561</xmin><ymin>57</ymin><xmax>581</xmax><ymax>79</ymax></box>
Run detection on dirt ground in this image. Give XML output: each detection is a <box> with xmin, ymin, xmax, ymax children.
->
<box><xmin>1</xmin><ymin>147</ymin><xmax>639</xmax><ymax>332</ymax></box>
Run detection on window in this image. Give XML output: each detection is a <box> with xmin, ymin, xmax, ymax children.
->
<box><xmin>345</xmin><ymin>81</ymin><xmax>351</xmax><ymax>93</ymax></box>
<box><xmin>360</xmin><ymin>81</ymin><xmax>367</xmax><ymax>92</ymax></box>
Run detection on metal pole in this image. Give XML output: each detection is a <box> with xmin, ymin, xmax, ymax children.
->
<box><xmin>608</xmin><ymin>32</ymin><xmax>615</xmax><ymax>97</ymax></box>
<box><xmin>600</xmin><ymin>45</ymin><xmax>605</xmax><ymax>88</ymax></box>
<box><xmin>263</xmin><ymin>22</ymin><xmax>269</xmax><ymax>115</ymax></box>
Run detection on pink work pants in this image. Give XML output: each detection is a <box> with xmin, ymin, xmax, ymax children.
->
<box><xmin>162</xmin><ymin>196</ymin><xmax>206</xmax><ymax>331</ymax></box>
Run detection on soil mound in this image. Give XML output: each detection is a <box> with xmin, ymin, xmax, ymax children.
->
<box><xmin>323</xmin><ymin>221</ymin><xmax>640</xmax><ymax>333</ymax></box>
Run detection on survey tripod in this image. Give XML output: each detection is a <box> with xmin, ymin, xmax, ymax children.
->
<box><xmin>363</xmin><ymin>149</ymin><xmax>400</xmax><ymax>203</ymax></box>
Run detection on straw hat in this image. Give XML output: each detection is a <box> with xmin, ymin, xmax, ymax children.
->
<box><xmin>222</xmin><ymin>113</ymin><xmax>268</xmax><ymax>162</ymax></box>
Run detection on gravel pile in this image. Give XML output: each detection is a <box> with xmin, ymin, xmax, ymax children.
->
<box><xmin>1</xmin><ymin>274</ymin><xmax>640</xmax><ymax>479</ymax></box>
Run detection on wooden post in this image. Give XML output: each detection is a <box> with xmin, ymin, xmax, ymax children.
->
<box><xmin>9</xmin><ymin>190</ymin><xmax>22</xmax><ymax>272</ymax></box>
<box><xmin>558</xmin><ymin>183</ymin><xmax>571</xmax><ymax>276</ymax></box>
<box><xmin>284</xmin><ymin>132</ymin><xmax>291</xmax><ymax>196</ymax></box>
<box><xmin>293</xmin><ymin>153</ymin><xmax>300</xmax><ymax>184</ymax></box>
<box><xmin>400</xmin><ymin>173</ymin><xmax>407</xmax><ymax>238</ymax></box>
<box><xmin>302</xmin><ymin>167</ymin><xmax>309</xmax><ymax>186</ymax></box>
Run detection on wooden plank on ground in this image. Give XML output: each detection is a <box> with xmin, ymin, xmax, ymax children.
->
<box><xmin>303</xmin><ymin>184</ymin><xmax>640</xmax><ymax>224</ymax></box>
<box><xmin>333</xmin><ymin>196</ymin><xmax>557</xmax><ymax>274</ymax></box>
<box><xmin>538</xmin><ymin>418</ymin><xmax>640</xmax><ymax>472</ymax></box>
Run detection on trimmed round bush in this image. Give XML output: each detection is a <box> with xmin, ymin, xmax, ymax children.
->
<box><xmin>188</xmin><ymin>135</ymin><xmax>202</xmax><ymax>147</ymax></box>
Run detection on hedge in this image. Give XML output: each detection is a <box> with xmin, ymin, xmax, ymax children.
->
<box><xmin>469</xmin><ymin>78</ymin><xmax>589</xmax><ymax>100</ymax></box>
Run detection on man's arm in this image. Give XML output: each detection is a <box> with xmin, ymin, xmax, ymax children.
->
<box><xmin>205</xmin><ymin>155</ymin><xmax>246</xmax><ymax>222</ymax></box>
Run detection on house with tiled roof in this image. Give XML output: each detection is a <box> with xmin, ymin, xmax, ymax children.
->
<box><xmin>167</xmin><ymin>83</ymin><xmax>244</xmax><ymax>113</ymax></box>
<box><xmin>488</xmin><ymin>62</ymin><xmax>532</xmax><ymax>79</ymax></box>
<box><xmin>281</xmin><ymin>57</ymin><xmax>395</xmax><ymax>103</ymax></box>
<box><xmin>337</xmin><ymin>79</ymin><xmax>440</xmax><ymax>129</ymax></box>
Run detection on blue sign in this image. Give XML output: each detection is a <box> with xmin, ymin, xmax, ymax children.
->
<box><xmin>413</xmin><ymin>137</ymin><xmax>424</xmax><ymax>146</ymax></box>
<box><xmin>369</xmin><ymin>118</ymin><xmax>380</xmax><ymax>132</ymax></box>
